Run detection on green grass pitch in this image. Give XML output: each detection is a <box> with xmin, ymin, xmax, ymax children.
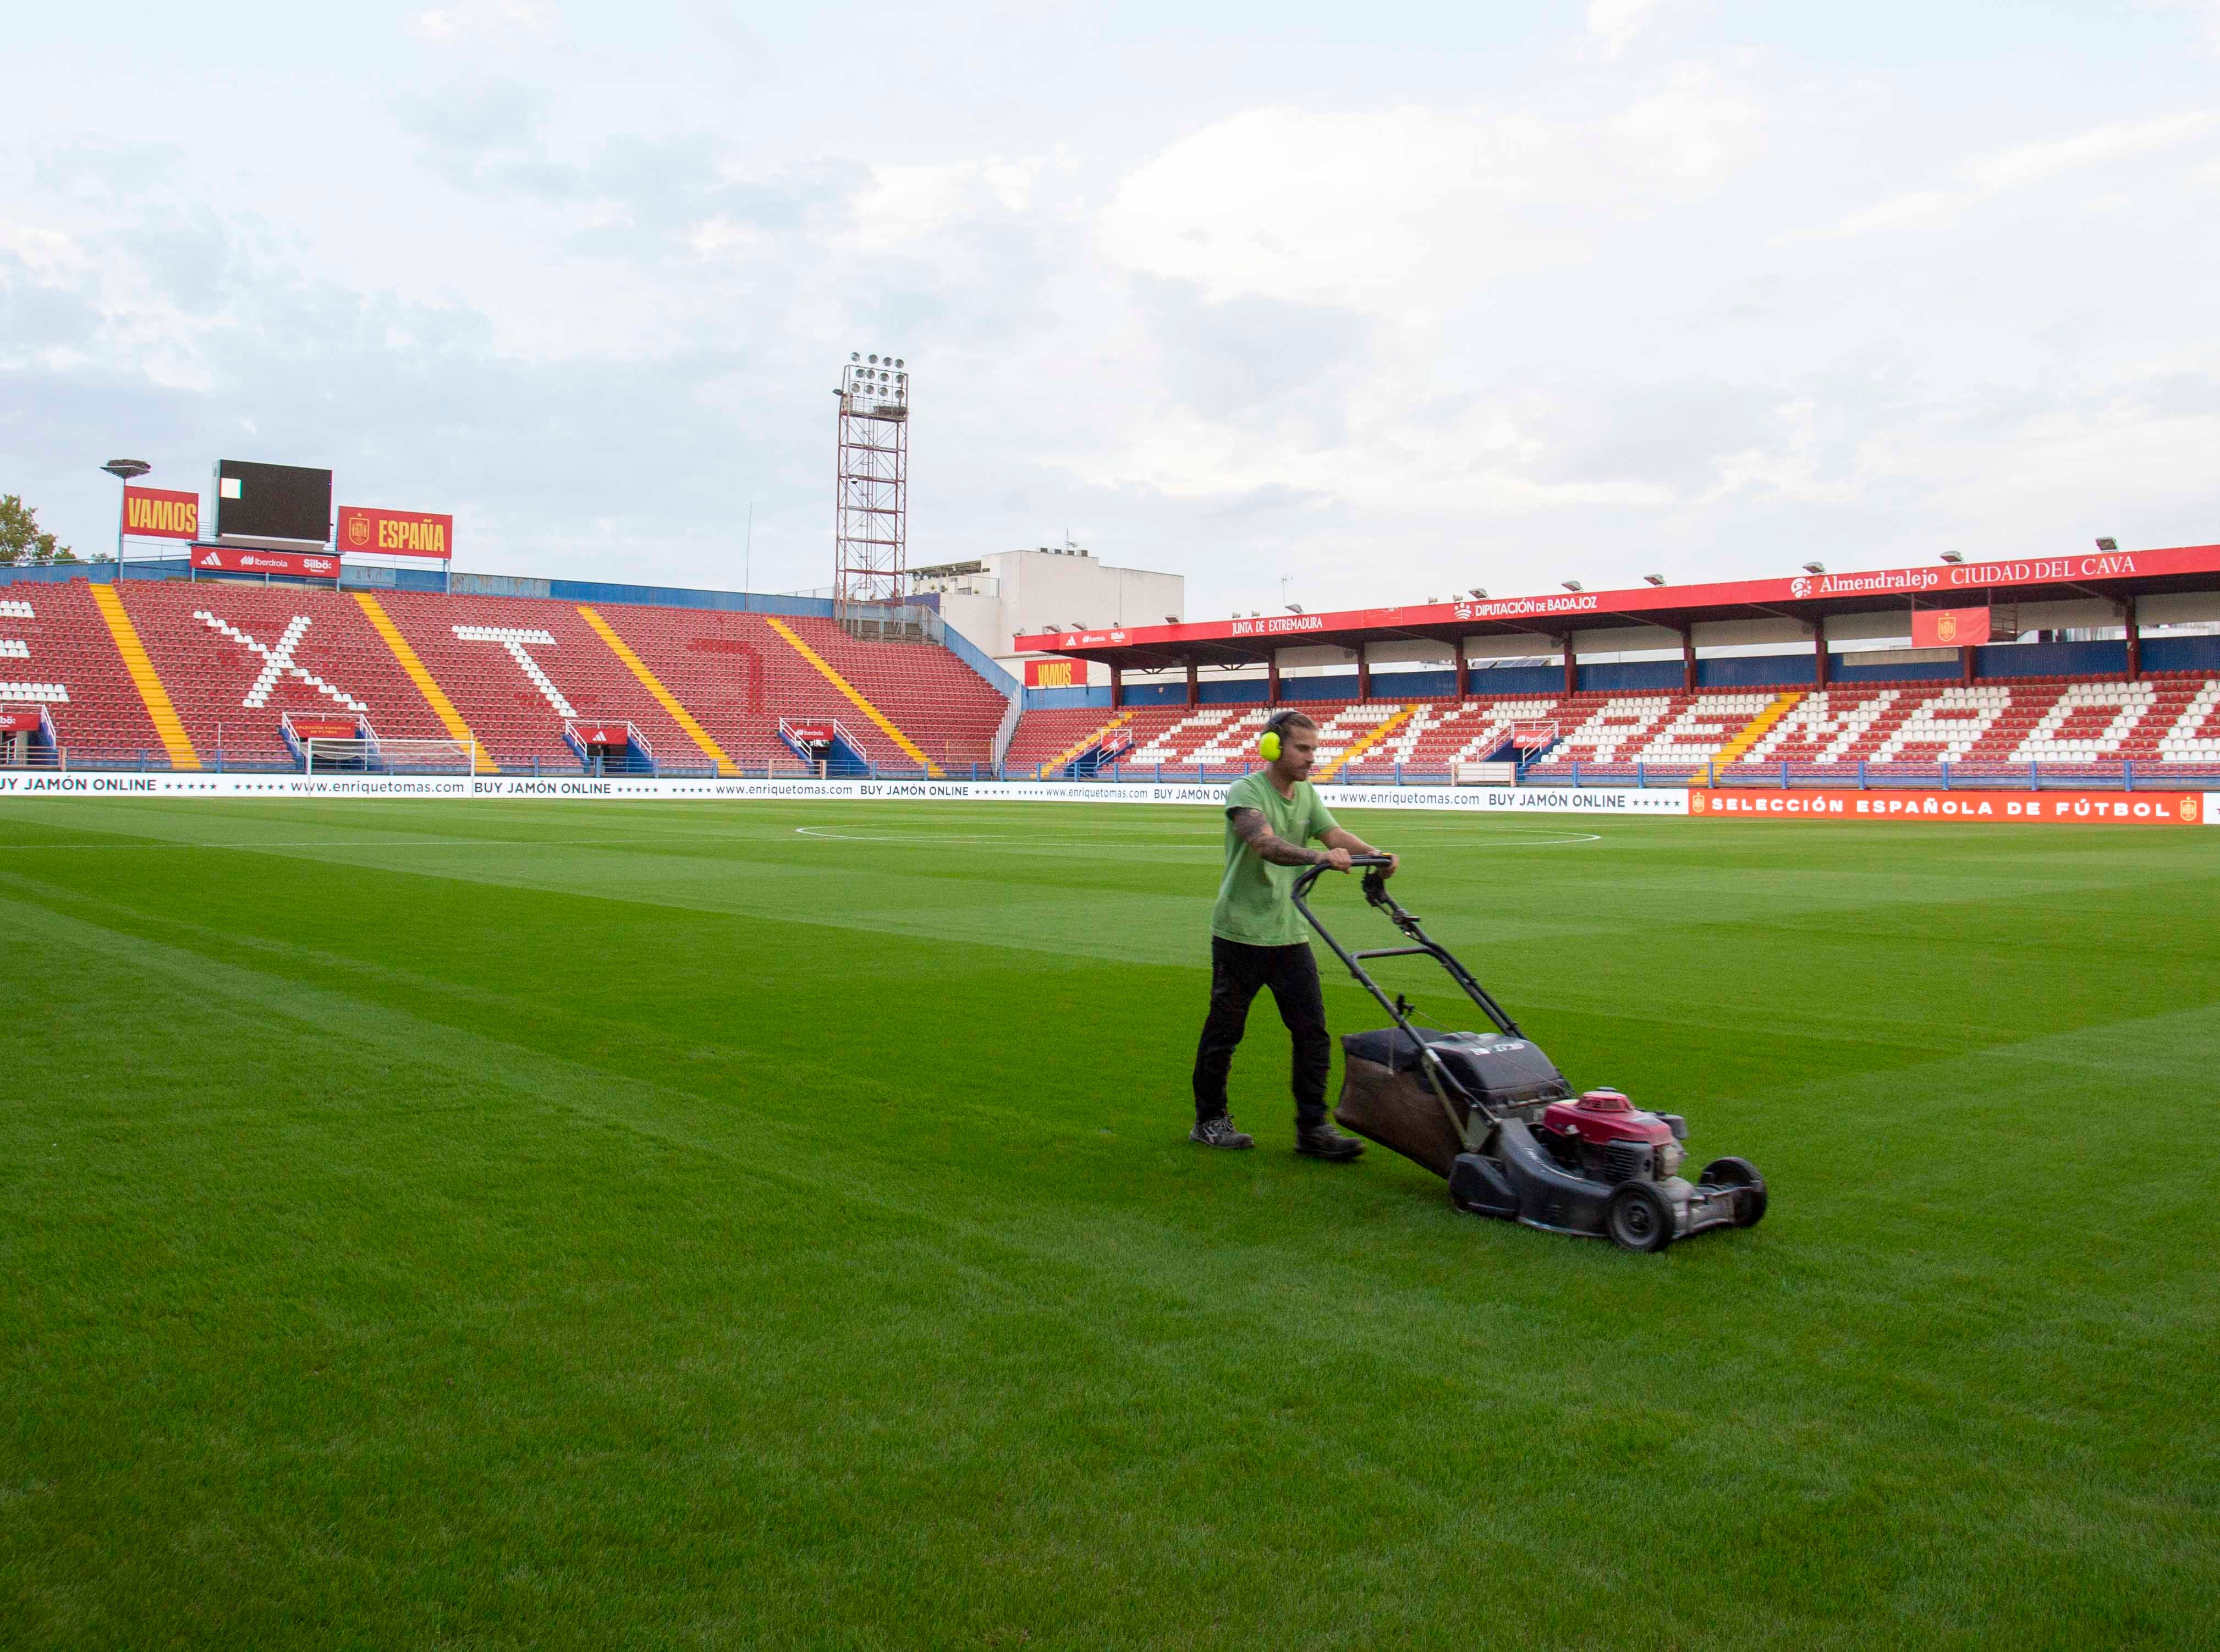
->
<box><xmin>2</xmin><ymin>799</ymin><xmax>2215</xmax><ymax>1649</ymax></box>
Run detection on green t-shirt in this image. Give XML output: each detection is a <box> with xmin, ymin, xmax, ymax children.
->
<box><xmin>1211</xmin><ymin>769</ymin><xmax>1341</xmax><ymax>947</ymax></box>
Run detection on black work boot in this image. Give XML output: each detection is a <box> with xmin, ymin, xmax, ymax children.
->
<box><xmin>1294</xmin><ymin>1120</ymin><xmax>1365</xmax><ymax>1160</ymax></box>
<box><xmin>1190</xmin><ymin>1114</ymin><xmax>1255</xmax><ymax>1150</ymax></box>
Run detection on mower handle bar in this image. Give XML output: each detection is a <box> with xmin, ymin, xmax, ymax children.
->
<box><xmin>1289</xmin><ymin>854</ymin><xmax>1531</xmax><ymax>1138</ymax></box>
<box><xmin>1289</xmin><ymin>864</ymin><xmax>1521</xmax><ymax>1039</ymax></box>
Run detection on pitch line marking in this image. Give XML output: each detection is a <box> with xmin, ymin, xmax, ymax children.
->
<box><xmin>792</xmin><ymin>825</ymin><xmax>1602</xmax><ymax>848</ymax></box>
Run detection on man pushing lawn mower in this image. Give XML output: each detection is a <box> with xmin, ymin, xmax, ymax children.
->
<box><xmin>1186</xmin><ymin>708</ymin><xmax>1767</xmax><ymax>1248</ymax></box>
<box><xmin>1190</xmin><ymin>709</ymin><xmax>1397</xmax><ymax>1159</ymax></box>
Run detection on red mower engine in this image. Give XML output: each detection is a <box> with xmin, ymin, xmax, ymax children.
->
<box><xmin>1538</xmin><ymin>1090</ymin><xmax>1687</xmax><ymax>1186</ymax></box>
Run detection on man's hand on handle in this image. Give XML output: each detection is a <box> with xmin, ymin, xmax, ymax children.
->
<box><xmin>1317</xmin><ymin>827</ymin><xmax>1395</xmax><ymax>876</ymax></box>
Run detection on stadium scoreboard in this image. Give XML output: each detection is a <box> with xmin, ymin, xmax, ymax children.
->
<box><xmin>214</xmin><ymin>459</ymin><xmax>333</xmax><ymax>548</ymax></box>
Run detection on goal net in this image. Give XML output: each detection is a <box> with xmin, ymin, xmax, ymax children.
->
<box><xmin>305</xmin><ymin>737</ymin><xmax>480</xmax><ymax>775</ymax></box>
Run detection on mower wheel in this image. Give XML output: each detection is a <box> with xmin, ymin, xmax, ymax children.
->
<box><xmin>1700</xmin><ymin>1156</ymin><xmax>1768</xmax><ymax>1228</ymax></box>
<box><xmin>1605</xmin><ymin>1181</ymin><xmax>1675</xmax><ymax>1253</ymax></box>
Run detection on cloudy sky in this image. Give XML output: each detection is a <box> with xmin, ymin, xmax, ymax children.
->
<box><xmin>6</xmin><ymin>1</ymin><xmax>2219</xmax><ymax>620</ymax></box>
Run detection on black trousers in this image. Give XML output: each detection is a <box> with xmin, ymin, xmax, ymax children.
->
<box><xmin>1193</xmin><ymin>937</ymin><xmax>1332</xmax><ymax>1126</ymax></box>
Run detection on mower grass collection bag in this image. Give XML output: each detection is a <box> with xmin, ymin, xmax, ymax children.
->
<box><xmin>1333</xmin><ymin>1028</ymin><xmax>1570</xmax><ymax>1178</ymax></box>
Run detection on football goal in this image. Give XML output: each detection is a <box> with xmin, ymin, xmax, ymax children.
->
<box><xmin>304</xmin><ymin>736</ymin><xmax>480</xmax><ymax>775</ymax></box>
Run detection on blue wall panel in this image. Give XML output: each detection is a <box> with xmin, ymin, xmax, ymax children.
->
<box><xmin>2145</xmin><ymin>635</ymin><xmax>2220</xmax><ymax>673</ymax></box>
<box><xmin>1463</xmin><ymin>666</ymin><xmax>1563</xmax><ymax>696</ymax></box>
<box><xmin>1583</xmin><ymin>660</ymin><xmax>1683</xmax><ymax>691</ymax></box>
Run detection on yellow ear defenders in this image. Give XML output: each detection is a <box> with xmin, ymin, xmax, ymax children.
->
<box><xmin>1259</xmin><ymin>712</ymin><xmax>1294</xmax><ymax>761</ymax></box>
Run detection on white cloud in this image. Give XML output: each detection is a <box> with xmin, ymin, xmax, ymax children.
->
<box><xmin>1097</xmin><ymin>75</ymin><xmax>1762</xmax><ymax>312</ymax></box>
<box><xmin>847</xmin><ymin>152</ymin><xmax>1071</xmax><ymax>254</ymax></box>
<box><xmin>1963</xmin><ymin>109</ymin><xmax>2216</xmax><ymax>189</ymax></box>
<box><xmin>407</xmin><ymin>2</ymin><xmax>550</xmax><ymax>42</ymax></box>
<box><xmin>1585</xmin><ymin>0</ymin><xmax>1674</xmax><ymax>60</ymax></box>
<box><xmin>1805</xmin><ymin>108</ymin><xmax>2217</xmax><ymax>240</ymax></box>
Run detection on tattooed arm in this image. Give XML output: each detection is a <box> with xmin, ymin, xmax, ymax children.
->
<box><xmin>1230</xmin><ymin>807</ymin><xmax>1353</xmax><ymax>871</ymax></box>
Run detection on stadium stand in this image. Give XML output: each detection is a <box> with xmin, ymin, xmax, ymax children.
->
<box><xmin>368</xmin><ymin>591</ymin><xmax>711</xmax><ymax>773</ymax></box>
<box><xmin>0</xmin><ymin>584</ymin><xmax>169</xmax><ymax>764</ymax></box>
<box><xmin>7</xmin><ymin>572</ymin><xmax>2214</xmax><ymax>787</ymax></box>
<box><xmin>113</xmin><ymin>583</ymin><xmax>450</xmax><ymax>767</ymax></box>
<box><xmin>771</xmin><ymin>615</ymin><xmax>1007</xmax><ymax>773</ymax></box>
<box><xmin>999</xmin><ymin>679</ymin><xmax>2220</xmax><ymax>785</ymax></box>
<box><xmin>0</xmin><ymin>575</ymin><xmax>1010</xmax><ymax>775</ymax></box>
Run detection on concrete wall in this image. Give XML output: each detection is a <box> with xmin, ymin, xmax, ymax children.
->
<box><xmin>921</xmin><ymin>550</ymin><xmax>1184</xmax><ymax>687</ymax></box>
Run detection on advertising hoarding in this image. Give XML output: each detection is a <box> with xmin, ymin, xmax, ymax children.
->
<box><xmin>121</xmin><ymin>486</ymin><xmax>201</xmax><ymax>540</ymax></box>
<box><xmin>337</xmin><ymin>506</ymin><xmax>454</xmax><ymax>560</ymax></box>
<box><xmin>1687</xmin><ymin>788</ymin><xmax>2202</xmax><ymax>826</ymax></box>
<box><xmin>190</xmin><ymin>545</ymin><xmax>342</xmax><ymax>579</ymax></box>
<box><xmin>1909</xmin><ymin>608</ymin><xmax>1992</xmax><ymax>649</ymax></box>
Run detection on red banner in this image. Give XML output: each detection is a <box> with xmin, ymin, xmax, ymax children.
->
<box><xmin>337</xmin><ymin>506</ymin><xmax>453</xmax><ymax>559</ymax></box>
<box><xmin>122</xmin><ymin>486</ymin><xmax>201</xmax><ymax>540</ymax></box>
<box><xmin>190</xmin><ymin>545</ymin><xmax>342</xmax><ymax>579</ymax></box>
<box><xmin>787</xmin><ymin>725</ymin><xmax>836</xmax><ymax>743</ymax></box>
<box><xmin>1015</xmin><ymin>542</ymin><xmax>2220</xmax><ymax>654</ymax></box>
<box><xmin>1910</xmin><ymin>607</ymin><xmax>1991</xmax><ymax>649</ymax></box>
<box><xmin>288</xmin><ymin>717</ymin><xmax>359</xmax><ymax>739</ymax></box>
<box><xmin>572</xmin><ymin>723</ymin><xmax>631</xmax><ymax>745</ymax></box>
<box><xmin>1688</xmin><ymin>788</ymin><xmax>2202</xmax><ymax>826</ymax></box>
<box><xmin>1026</xmin><ymin>658</ymin><xmax>1081</xmax><ymax>687</ymax></box>
<box><xmin>0</xmin><ymin>708</ymin><xmax>50</xmax><ymax>731</ymax></box>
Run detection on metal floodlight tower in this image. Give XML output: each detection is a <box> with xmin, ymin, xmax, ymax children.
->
<box><xmin>833</xmin><ymin>350</ymin><xmax>910</xmax><ymax>628</ymax></box>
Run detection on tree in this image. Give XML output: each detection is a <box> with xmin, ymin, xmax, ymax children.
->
<box><xmin>0</xmin><ymin>495</ymin><xmax>78</xmax><ymax>566</ymax></box>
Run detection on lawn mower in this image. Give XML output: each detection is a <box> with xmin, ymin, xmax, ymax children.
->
<box><xmin>1292</xmin><ymin>857</ymin><xmax>1766</xmax><ymax>1253</ymax></box>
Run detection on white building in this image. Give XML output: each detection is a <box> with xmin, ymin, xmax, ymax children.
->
<box><xmin>912</xmin><ymin>545</ymin><xmax>1183</xmax><ymax>685</ymax></box>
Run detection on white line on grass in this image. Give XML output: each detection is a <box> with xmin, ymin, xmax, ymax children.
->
<box><xmin>0</xmin><ymin>839</ymin><xmax>545</xmax><ymax>850</ymax></box>
<box><xmin>792</xmin><ymin>823</ymin><xmax>1603</xmax><ymax>848</ymax></box>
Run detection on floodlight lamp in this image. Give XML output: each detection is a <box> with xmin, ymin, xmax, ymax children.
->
<box><xmin>2095</xmin><ymin>536</ymin><xmax>2118</xmax><ymax>552</ymax></box>
<box><xmin>895</xmin><ymin>358</ymin><xmax>904</xmax><ymax>367</ymax></box>
<box><xmin>1285</xmin><ymin>604</ymin><xmax>1304</xmax><ymax>614</ymax></box>
<box><xmin>1164</xmin><ymin>614</ymin><xmax>1179</xmax><ymax>624</ymax></box>
<box><xmin>1643</xmin><ymin>574</ymin><xmax>1666</xmax><ymax>586</ymax></box>
<box><xmin>1940</xmin><ymin>551</ymin><xmax>1964</xmax><ymax>564</ymax></box>
<box><xmin>1561</xmin><ymin>580</ymin><xmax>1582</xmax><ymax>592</ymax></box>
<box><xmin>850</xmin><ymin>351</ymin><xmax>860</xmax><ymax>360</ymax></box>
<box><xmin>1802</xmin><ymin>562</ymin><xmax>1825</xmax><ymax>574</ymax></box>
<box><xmin>101</xmin><ymin>459</ymin><xmax>151</xmax><ymax>481</ymax></box>
<box><xmin>1469</xmin><ymin>586</ymin><xmax>1487</xmax><ymax>599</ymax></box>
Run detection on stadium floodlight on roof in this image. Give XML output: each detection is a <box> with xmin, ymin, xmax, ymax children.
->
<box><xmin>1285</xmin><ymin>605</ymin><xmax>1304</xmax><ymax>614</ymax></box>
<box><xmin>2095</xmin><ymin>536</ymin><xmax>2118</xmax><ymax>552</ymax></box>
<box><xmin>1941</xmin><ymin>551</ymin><xmax>1964</xmax><ymax>563</ymax></box>
<box><xmin>1469</xmin><ymin>586</ymin><xmax>1486</xmax><ymax>598</ymax></box>
<box><xmin>1803</xmin><ymin>562</ymin><xmax>1826</xmax><ymax>574</ymax></box>
<box><xmin>1644</xmin><ymin>574</ymin><xmax>1666</xmax><ymax>586</ymax></box>
<box><xmin>1561</xmin><ymin>580</ymin><xmax>1582</xmax><ymax>592</ymax></box>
